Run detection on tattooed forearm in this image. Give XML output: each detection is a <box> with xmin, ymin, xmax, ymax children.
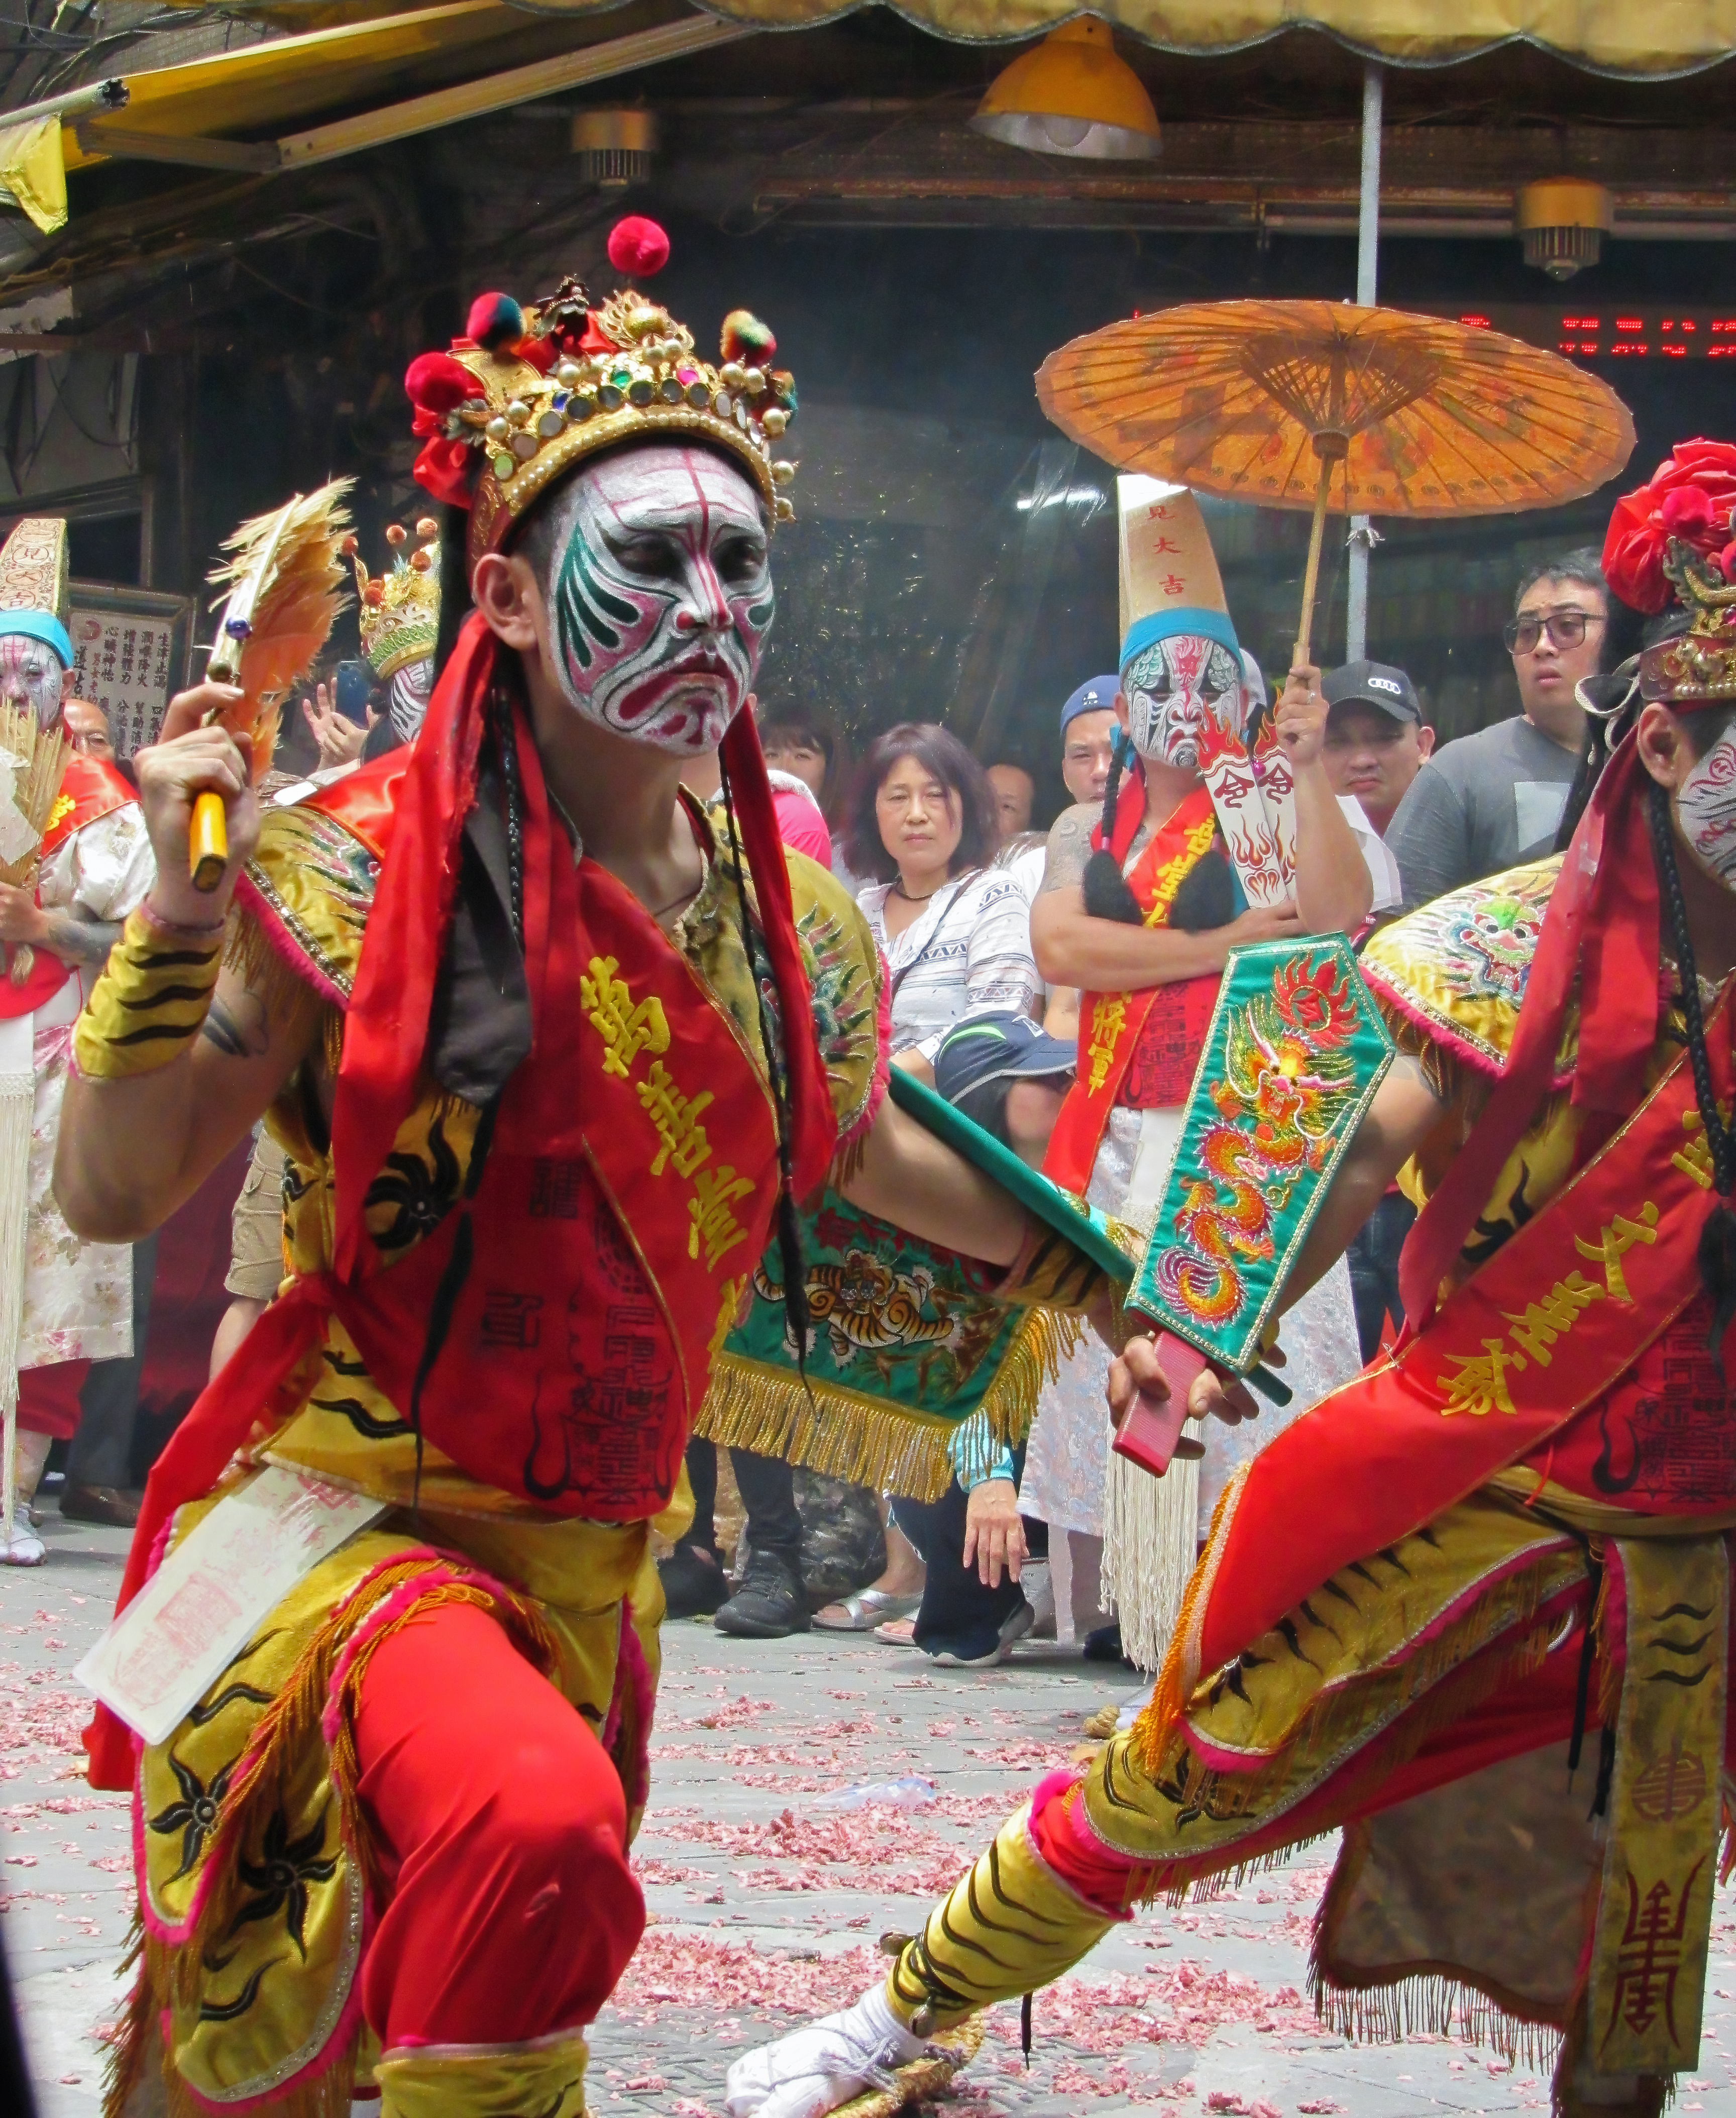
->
<box><xmin>200</xmin><ymin>987</ymin><xmax>270</xmax><ymax>1060</ymax></box>
<box><xmin>1038</xmin><ymin>804</ymin><xmax>1098</xmax><ymax>895</ymax></box>
<box><xmin>38</xmin><ymin>911</ymin><xmax>122</xmax><ymax>968</ymax></box>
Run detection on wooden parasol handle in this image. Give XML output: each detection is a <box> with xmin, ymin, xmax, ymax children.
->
<box><xmin>1292</xmin><ymin>438</ymin><xmax>1346</xmax><ymax>670</ymax></box>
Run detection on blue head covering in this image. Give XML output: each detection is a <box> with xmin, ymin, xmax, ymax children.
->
<box><xmin>1059</xmin><ymin>675</ymin><xmax>1120</xmax><ymax>735</ymax></box>
<box><xmin>1120</xmin><ymin>607</ymin><xmax>1241</xmax><ymax>672</ymax></box>
<box><xmin>0</xmin><ymin>609</ymin><xmax>72</xmax><ymax>670</ymax></box>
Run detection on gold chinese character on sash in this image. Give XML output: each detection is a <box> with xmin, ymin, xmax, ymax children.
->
<box><xmin>1438</xmin><ymin>1336</ymin><xmax>1525</xmax><ymax>1417</ymax></box>
<box><xmin>582</xmin><ymin>956</ymin><xmax>671</xmax><ymax>1079</ymax></box>
<box><xmin>636</xmin><ymin>1061</ymin><xmax>715</xmax><ymax>1179</ymax></box>
<box><xmin>1672</xmin><ymin>1102</ymin><xmax>1731</xmax><ymax>1191</ymax></box>
<box><xmin>1501</xmin><ymin>1270</ymin><xmax>1605</xmax><ymax>1364</ymax></box>
<box><xmin>1574</xmin><ymin>1202</ymin><xmax>1661</xmax><ymax>1303</ymax></box>
<box><xmin>1086</xmin><ymin>996</ymin><xmax>1127</xmax><ymax>1094</ymax></box>
<box><xmin>690</xmin><ymin>1166</ymin><xmax>755</xmax><ymax>1270</ymax></box>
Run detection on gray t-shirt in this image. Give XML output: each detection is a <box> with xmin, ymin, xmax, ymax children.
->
<box><xmin>1385</xmin><ymin>715</ymin><xmax>1580</xmax><ymax>908</ymax></box>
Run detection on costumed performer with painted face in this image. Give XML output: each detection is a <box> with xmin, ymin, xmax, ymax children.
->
<box><xmin>1023</xmin><ymin>478</ymin><xmax>1374</xmax><ymax>1668</ymax></box>
<box><xmin>59</xmin><ymin>223</ymin><xmax>1106</xmax><ymax>2118</ymax></box>
<box><xmin>729</xmin><ymin>443</ymin><xmax>1736</xmax><ymax>2118</ymax></box>
<box><xmin>0</xmin><ymin>517</ymin><xmax>153</xmax><ymax>1565</ymax></box>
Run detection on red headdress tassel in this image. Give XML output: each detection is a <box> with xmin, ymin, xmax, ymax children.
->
<box><xmin>718</xmin><ymin>702</ymin><xmax>836</xmax><ymax>1201</ymax></box>
<box><xmin>331</xmin><ymin>611</ymin><xmax>497</xmax><ymax>1279</ymax></box>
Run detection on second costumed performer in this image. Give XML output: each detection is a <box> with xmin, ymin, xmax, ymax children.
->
<box><xmin>731</xmin><ymin>441</ymin><xmax>1736</xmax><ymax>2118</ymax></box>
<box><xmin>1031</xmin><ymin>477</ymin><xmax>1372</xmax><ymax>1663</ymax></box>
<box><xmin>64</xmin><ymin>221</ymin><xmax>1106</xmax><ymax>2118</ymax></box>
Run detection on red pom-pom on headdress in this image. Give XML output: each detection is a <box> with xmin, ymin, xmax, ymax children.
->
<box><xmin>405</xmin><ymin>351</ymin><xmax>482</xmax><ymax>416</ymax></box>
<box><xmin>1603</xmin><ymin>440</ymin><xmax>1736</xmax><ymax>614</ymax></box>
<box><xmin>607</xmin><ymin>216</ymin><xmax>669</xmax><ymax>279</ymax></box>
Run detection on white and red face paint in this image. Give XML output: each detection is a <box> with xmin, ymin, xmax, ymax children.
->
<box><xmin>1675</xmin><ymin>720</ymin><xmax>1736</xmax><ymax>894</ymax></box>
<box><xmin>0</xmin><ymin>632</ymin><xmax>67</xmax><ymax>733</ymax></box>
<box><xmin>536</xmin><ymin>443</ymin><xmax>773</xmax><ymax>756</ymax></box>
<box><xmin>1121</xmin><ymin>633</ymin><xmax>1246</xmax><ymax>770</ymax></box>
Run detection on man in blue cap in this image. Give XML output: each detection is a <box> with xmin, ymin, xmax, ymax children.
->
<box><xmin>0</xmin><ymin>517</ymin><xmax>154</xmax><ymax>1562</ymax></box>
<box><xmin>1058</xmin><ymin>673</ymin><xmax>1119</xmax><ymax>811</ymax></box>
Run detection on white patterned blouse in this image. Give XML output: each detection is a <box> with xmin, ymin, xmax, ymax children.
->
<box><xmin>856</xmin><ymin>864</ymin><xmax>1042</xmax><ymax>1063</ymax></box>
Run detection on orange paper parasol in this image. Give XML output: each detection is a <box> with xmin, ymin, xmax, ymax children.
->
<box><xmin>1037</xmin><ymin>300</ymin><xmax>1636</xmax><ymax>665</ymax></box>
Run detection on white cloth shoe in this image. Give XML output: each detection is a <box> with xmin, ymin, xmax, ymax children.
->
<box><xmin>4</xmin><ymin>1429</ymin><xmax>50</xmax><ymax>1565</ymax></box>
<box><xmin>724</xmin><ymin>1983</ymin><xmax>926</xmax><ymax>2118</ymax></box>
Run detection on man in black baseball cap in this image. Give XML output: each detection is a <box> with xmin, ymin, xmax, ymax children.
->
<box><xmin>1321</xmin><ymin>659</ymin><xmax>1434</xmax><ymax>841</ymax></box>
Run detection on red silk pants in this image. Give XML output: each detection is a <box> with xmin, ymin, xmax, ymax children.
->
<box><xmin>18</xmin><ymin>1358</ymin><xmax>90</xmax><ymax>1440</ymax></box>
<box><xmin>353</xmin><ymin>1599</ymin><xmax>645</xmax><ymax>2048</ymax></box>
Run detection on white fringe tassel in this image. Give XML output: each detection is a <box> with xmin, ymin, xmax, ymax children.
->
<box><xmin>1101</xmin><ymin>1430</ymin><xmax>1200</xmax><ymax>1673</ymax></box>
<box><xmin>0</xmin><ymin>1066</ymin><xmax>35</xmax><ymax>1547</ymax></box>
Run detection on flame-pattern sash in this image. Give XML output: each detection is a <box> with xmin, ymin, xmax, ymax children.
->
<box><xmin>1044</xmin><ymin>784</ymin><xmax>1221</xmax><ymax>1196</ymax></box>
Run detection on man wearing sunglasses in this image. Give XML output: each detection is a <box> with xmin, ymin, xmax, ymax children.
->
<box><xmin>1386</xmin><ymin>546</ymin><xmax>1609</xmax><ymax>907</ymax></box>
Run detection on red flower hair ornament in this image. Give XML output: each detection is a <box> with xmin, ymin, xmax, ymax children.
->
<box><xmin>1602</xmin><ymin>439</ymin><xmax>1736</xmax><ymax>614</ymax></box>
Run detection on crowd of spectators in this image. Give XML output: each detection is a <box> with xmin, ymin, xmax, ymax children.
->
<box><xmin>21</xmin><ymin>548</ymin><xmax>1621</xmax><ymax>1687</ymax></box>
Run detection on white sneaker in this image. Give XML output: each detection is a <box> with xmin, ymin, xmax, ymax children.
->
<box><xmin>3</xmin><ymin>1519</ymin><xmax>45</xmax><ymax>1565</ymax></box>
<box><xmin>724</xmin><ymin>1983</ymin><xmax>926</xmax><ymax>2118</ymax></box>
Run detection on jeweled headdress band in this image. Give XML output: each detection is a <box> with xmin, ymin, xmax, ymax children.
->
<box><xmin>405</xmin><ymin>217</ymin><xmax>797</xmax><ymax>568</ymax></box>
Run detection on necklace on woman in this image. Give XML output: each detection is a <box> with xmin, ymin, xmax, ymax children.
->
<box><xmin>892</xmin><ymin>876</ymin><xmax>945</xmax><ymax>902</ymax></box>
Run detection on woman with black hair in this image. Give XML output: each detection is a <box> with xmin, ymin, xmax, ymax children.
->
<box><xmin>846</xmin><ymin>722</ymin><xmax>1042</xmax><ymax>1084</ymax></box>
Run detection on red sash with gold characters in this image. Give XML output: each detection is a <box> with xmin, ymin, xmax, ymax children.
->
<box><xmin>1177</xmin><ymin>989</ymin><xmax>1734</xmax><ymax>1691</ymax></box>
<box><xmin>40</xmin><ymin>754</ymin><xmax>134</xmax><ymax>860</ymax></box>
<box><xmin>1045</xmin><ymin>782</ymin><xmax>1221</xmax><ymax>1195</ymax></box>
<box><xmin>333</xmin><ymin>846</ymin><xmax>780</xmax><ymax>1518</ymax></box>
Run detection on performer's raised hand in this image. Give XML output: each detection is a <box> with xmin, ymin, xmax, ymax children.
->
<box><xmin>1227</xmin><ymin>898</ymin><xmax>1303</xmax><ymax>946</ymax></box>
<box><xmin>1108</xmin><ymin>1334</ymin><xmax>1259</xmax><ymax>1458</ymax></box>
<box><xmin>135</xmin><ymin>681</ymin><xmax>260</xmax><ymax>927</ymax></box>
<box><xmin>1275</xmin><ymin>660</ymin><xmax>1329</xmax><ymax>766</ymax></box>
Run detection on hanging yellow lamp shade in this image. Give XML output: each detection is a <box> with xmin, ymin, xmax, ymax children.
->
<box><xmin>971</xmin><ymin>20</ymin><xmax>1160</xmax><ymax>163</ymax></box>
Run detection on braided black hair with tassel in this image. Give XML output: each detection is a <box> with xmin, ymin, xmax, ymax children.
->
<box><xmin>716</xmin><ymin>752</ymin><xmax>812</xmax><ymax>1379</ymax></box>
<box><xmin>1646</xmin><ymin>776</ymin><xmax>1736</xmax><ymax>1370</ymax></box>
<box><xmin>1081</xmin><ymin>726</ymin><xmax>1144</xmax><ymax>924</ymax></box>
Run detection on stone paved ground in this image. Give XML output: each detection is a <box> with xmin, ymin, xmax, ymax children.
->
<box><xmin>7</xmin><ymin>1503</ymin><xmax>1736</xmax><ymax>2116</ymax></box>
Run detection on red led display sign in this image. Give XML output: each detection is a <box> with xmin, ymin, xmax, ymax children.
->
<box><xmin>1423</xmin><ymin>307</ymin><xmax>1736</xmax><ymax>360</ymax></box>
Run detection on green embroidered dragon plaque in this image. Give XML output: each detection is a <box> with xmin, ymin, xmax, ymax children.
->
<box><xmin>1128</xmin><ymin>937</ymin><xmax>1393</xmax><ymax>1374</ymax></box>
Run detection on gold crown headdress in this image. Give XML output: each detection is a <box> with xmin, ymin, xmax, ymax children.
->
<box><xmin>348</xmin><ymin>517</ymin><xmax>440</xmax><ymax>680</ymax></box>
<box><xmin>406</xmin><ymin>216</ymin><xmax>796</xmax><ymax>566</ymax></box>
<box><xmin>1601</xmin><ymin>442</ymin><xmax>1736</xmax><ymax>706</ymax></box>
<box><xmin>1644</xmin><ymin>544</ymin><xmax>1736</xmax><ymax>704</ymax></box>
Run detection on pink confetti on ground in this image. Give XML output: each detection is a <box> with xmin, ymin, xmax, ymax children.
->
<box><xmin>606</xmin><ymin>1927</ymin><xmax>884</xmax><ymax>2025</ymax></box>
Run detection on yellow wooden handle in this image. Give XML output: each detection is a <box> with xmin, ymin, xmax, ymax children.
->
<box><xmin>189</xmin><ymin>790</ymin><xmax>228</xmax><ymax>894</ymax></box>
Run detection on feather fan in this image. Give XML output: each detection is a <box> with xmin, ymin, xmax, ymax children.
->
<box><xmin>205</xmin><ymin>476</ymin><xmax>356</xmax><ymax>778</ymax></box>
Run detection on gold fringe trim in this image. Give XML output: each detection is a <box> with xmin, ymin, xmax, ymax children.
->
<box><xmin>697</xmin><ymin>1358</ymin><xmax>955</xmax><ymax>1502</ymax></box>
<box><xmin>1311</xmin><ymin>1964</ymin><xmax>1564</xmax><ymax>2073</ymax></box>
<box><xmin>100</xmin><ymin>1916</ymin><xmax>151</xmax><ymax>2118</ymax></box>
<box><xmin>697</xmin><ymin>1308</ymin><xmax>1081</xmax><ymax>1503</ymax></box>
<box><xmin>223</xmin><ymin>900</ymin><xmax>328</xmax><ymax>1030</ymax></box>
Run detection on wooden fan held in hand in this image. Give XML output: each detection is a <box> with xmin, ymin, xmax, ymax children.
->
<box><xmin>0</xmin><ymin>708</ymin><xmax>73</xmax><ymax>985</ymax></box>
<box><xmin>192</xmin><ymin>480</ymin><xmax>356</xmax><ymax>890</ymax></box>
